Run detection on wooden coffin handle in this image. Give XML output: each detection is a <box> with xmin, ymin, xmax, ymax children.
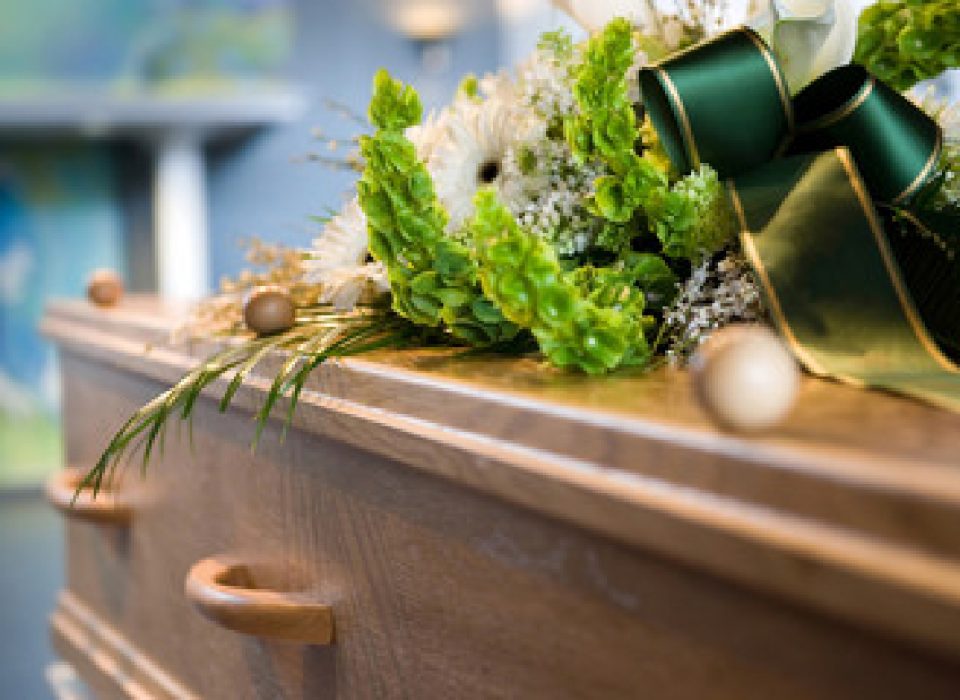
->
<box><xmin>184</xmin><ymin>557</ymin><xmax>334</xmax><ymax>645</ymax></box>
<box><xmin>45</xmin><ymin>468</ymin><xmax>132</xmax><ymax>525</ymax></box>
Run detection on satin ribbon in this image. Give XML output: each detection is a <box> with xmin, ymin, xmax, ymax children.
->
<box><xmin>638</xmin><ymin>28</ymin><xmax>960</xmax><ymax>411</ymax></box>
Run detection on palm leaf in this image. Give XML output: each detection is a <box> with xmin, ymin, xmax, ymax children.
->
<box><xmin>78</xmin><ymin>307</ymin><xmax>413</xmax><ymax>501</ymax></box>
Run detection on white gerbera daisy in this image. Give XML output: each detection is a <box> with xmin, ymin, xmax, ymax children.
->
<box><xmin>406</xmin><ymin>109</ymin><xmax>449</xmax><ymax>164</ymax></box>
<box><xmin>429</xmin><ymin>96</ymin><xmax>536</xmax><ymax>232</ymax></box>
<box><xmin>304</xmin><ymin>198</ymin><xmax>389</xmax><ymax>310</ymax></box>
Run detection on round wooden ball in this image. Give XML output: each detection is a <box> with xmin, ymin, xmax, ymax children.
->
<box><xmin>86</xmin><ymin>269</ymin><xmax>123</xmax><ymax>307</ymax></box>
<box><xmin>690</xmin><ymin>325</ymin><xmax>799</xmax><ymax>432</ymax></box>
<box><xmin>244</xmin><ymin>287</ymin><xmax>296</xmax><ymax>336</ymax></box>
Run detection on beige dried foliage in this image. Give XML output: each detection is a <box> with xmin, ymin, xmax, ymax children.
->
<box><xmin>178</xmin><ymin>238</ymin><xmax>322</xmax><ymax>341</ymax></box>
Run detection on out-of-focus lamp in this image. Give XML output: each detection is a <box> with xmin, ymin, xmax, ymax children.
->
<box><xmin>381</xmin><ymin>0</ymin><xmax>478</xmax><ymax>76</ymax></box>
<box><xmin>383</xmin><ymin>0</ymin><xmax>468</xmax><ymax>41</ymax></box>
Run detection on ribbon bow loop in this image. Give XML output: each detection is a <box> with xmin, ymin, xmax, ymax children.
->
<box><xmin>638</xmin><ymin>27</ymin><xmax>942</xmax><ymax>203</ymax></box>
<box><xmin>638</xmin><ymin>29</ymin><xmax>960</xmax><ymax>411</ymax></box>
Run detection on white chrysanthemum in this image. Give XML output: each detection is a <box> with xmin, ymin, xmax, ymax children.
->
<box><xmin>304</xmin><ymin>198</ymin><xmax>389</xmax><ymax>310</ymax></box>
<box><xmin>305</xmin><ymin>198</ymin><xmax>368</xmax><ymax>276</ymax></box>
<box><xmin>429</xmin><ymin>96</ymin><xmax>537</xmax><ymax>233</ymax></box>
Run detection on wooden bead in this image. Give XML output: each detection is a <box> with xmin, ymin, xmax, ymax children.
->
<box><xmin>86</xmin><ymin>269</ymin><xmax>123</xmax><ymax>307</ymax></box>
<box><xmin>244</xmin><ymin>287</ymin><xmax>296</xmax><ymax>336</ymax></box>
<box><xmin>690</xmin><ymin>325</ymin><xmax>799</xmax><ymax>432</ymax></box>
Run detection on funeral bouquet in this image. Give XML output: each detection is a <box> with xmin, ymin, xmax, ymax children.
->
<box><xmin>85</xmin><ymin>0</ymin><xmax>960</xmax><ymax>492</ymax></box>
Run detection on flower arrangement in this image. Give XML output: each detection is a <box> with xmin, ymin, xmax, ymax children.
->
<box><xmin>82</xmin><ymin>1</ymin><xmax>960</xmax><ymax>493</ymax></box>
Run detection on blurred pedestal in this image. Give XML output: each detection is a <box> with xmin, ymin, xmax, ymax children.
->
<box><xmin>0</xmin><ymin>89</ymin><xmax>305</xmax><ymax>300</ymax></box>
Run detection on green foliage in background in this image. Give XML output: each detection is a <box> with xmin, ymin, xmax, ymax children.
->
<box><xmin>855</xmin><ymin>0</ymin><xmax>960</xmax><ymax>90</ymax></box>
<box><xmin>0</xmin><ymin>414</ymin><xmax>62</xmax><ymax>487</ymax></box>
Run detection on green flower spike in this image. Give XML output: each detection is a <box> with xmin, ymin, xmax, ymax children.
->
<box><xmin>358</xmin><ymin>69</ymin><xmax>519</xmax><ymax>345</ymax></box>
<box><xmin>471</xmin><ymin>189</ymin><xmax>652</xmax><ymax>374</ymax></box>
<box><xmin>566</xmin><ymin>18</ymin><xmax>733</xmax><ymax>261</ymax></box>
<box><xmin>855</xmin><ymin>1</ymin><xmax>960</xmax><ymax>91</ymax></box>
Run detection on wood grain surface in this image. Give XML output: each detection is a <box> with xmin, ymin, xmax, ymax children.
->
<box><xmin>43</xmin><ymin>297</ymin><xmax>960</xmax><ymax>698</ymax></box>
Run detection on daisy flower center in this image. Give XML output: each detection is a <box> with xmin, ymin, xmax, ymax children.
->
<box><xmin>478</xmin><ymin>159</ymin><xmax>501</xmax><ymax>185</ymax></box>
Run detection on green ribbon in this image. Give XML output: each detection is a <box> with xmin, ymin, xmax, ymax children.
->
<box><xmin>638</xmin><ymin>28</ymin><xmax>794</xmax><ymax>177</ymax></box>
<box><xmin>790</xmin><ymin>64</ymin><xmax>943</xmax><ymax>204</ymax></box>
<box><xmin>638</xmin><ymin>28</ymin><xmax>960</xmax><ymax>411</ymax></box>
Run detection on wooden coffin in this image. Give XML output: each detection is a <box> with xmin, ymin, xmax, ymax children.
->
<box><xmin>41</xmin><ymin>297</ymin><xmax>960</xmax><ymax>699</ymax></box>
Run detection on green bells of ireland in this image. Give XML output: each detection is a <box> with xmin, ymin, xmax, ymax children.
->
<box><xmin>359</xmin><ymin>70</ymin><xmax>520</xmax><ymax>346</ymax></box>
<box><xmin>470</xmin><ymin>190</ymin><xmax>652</xmax><ymax>374</ymax></box>
<box><xmin>639</xmin><ymin>27</ymin><xmax>960</xmax><ymax>412</ymax></box>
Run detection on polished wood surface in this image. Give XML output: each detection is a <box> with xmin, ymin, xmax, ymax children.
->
<box><xmin>42</xmin><ymin>297</ymin><xmax>960</xmax><ymax>698</ymax></box>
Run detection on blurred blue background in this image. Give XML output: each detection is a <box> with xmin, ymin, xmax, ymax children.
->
<box><xmin>0</xmin><ymin>0</ymin><xmax>291</xmax><ymax>91</ymax></box>
<box><xmin>0</xmin><ymin>0</ymin><xmax>297</xmax><ymax>488</ymax></box>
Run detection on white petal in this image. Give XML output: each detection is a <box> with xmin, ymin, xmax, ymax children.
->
<box><xmin>751</xmin><ymin>0</ymin><xmax>856</xmax><ymax>92</ymax></box>
<box><xmin>430</xmin><ymin>95</ymin><xmax>537</xmax><ymax>231</ymax></box>
<box><xmin>304</xmin><ymin>198</ymin><xmax>369</xmax><ymax>281</ymax></box>
<box><xmin>318</xmin><ymin>263</ymin><xmax>390</xmax><ymax>311</ymax></box>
